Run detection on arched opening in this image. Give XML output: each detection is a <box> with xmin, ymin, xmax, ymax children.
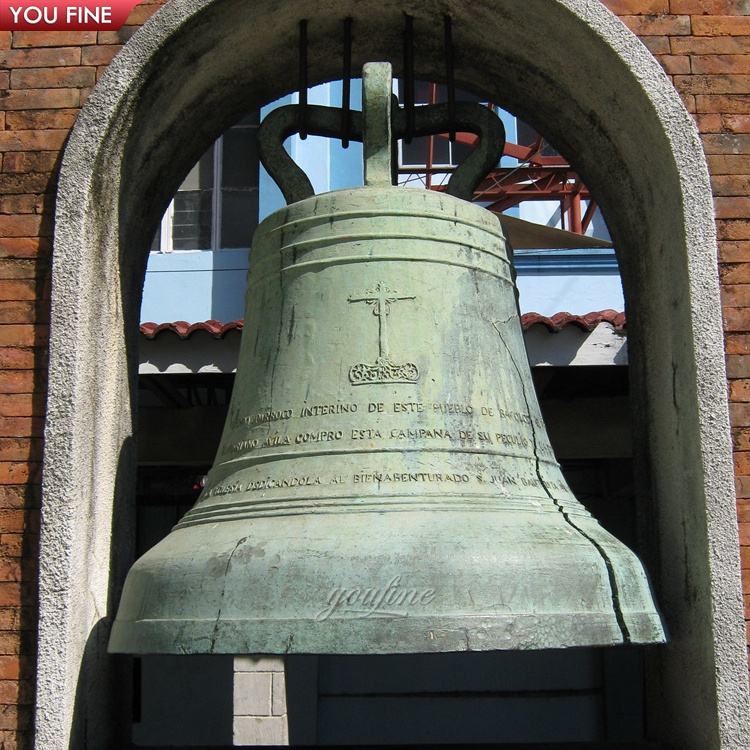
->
<box><xmin>38</xmin><ymin>0</ymin><xmax>749</xmax><ymax>748</ymax></box>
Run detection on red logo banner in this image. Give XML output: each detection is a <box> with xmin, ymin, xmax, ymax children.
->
<box><xmin>0</xmin><ymin>0</ymin><xmax>142</xmax><ymax>30</ymax></box>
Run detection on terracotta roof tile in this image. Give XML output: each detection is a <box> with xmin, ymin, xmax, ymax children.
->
<box><xmin>139</xmin><ymin>311</ymin><xmax>626</xmax><ymax>340</ymax></box>
<box><xmin>520</xmin><ymin>309</ymin><xmax>626</xmax><ymax>332</ymax></box>
<box><xmin>139</xmin><ymin>320</ymin><xmax>244</xmax><ymax>339</ymax></box>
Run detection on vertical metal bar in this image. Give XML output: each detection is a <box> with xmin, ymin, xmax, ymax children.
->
<box><xmin>342</xmin><ymin>17</ymin><xmax>352</xmax><ymax>149</ymax></box>
<box><xmin>426</xmin><ymin>82</ymin><xmax>436</xmax><ymax>191</ymax></box>
<box><xmin>444</xmin><ymin>15</ymin><xmax>455</xmax><ymax>142</ymax></box>
<box><xmin>299</xmin><ymin>19</ymin><xmax>308</xmax><ymax>140</ymax></box>
<box><xmin>403</xmin><ymin>14</ymin><xmax>415</xmax><ymax>144</ymax></box>
<box><xmin>212</xmin><ymin>135</ymin><xmax>223</xmax><ymax>250</ymax></box>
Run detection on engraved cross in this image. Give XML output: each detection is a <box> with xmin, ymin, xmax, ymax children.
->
<box><xmin>349</xmin><ymin>282</ymin><xmax>415</xmax><ymax>360</ymax></box>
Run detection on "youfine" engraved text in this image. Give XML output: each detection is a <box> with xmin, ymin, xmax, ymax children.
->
<box><xmin>316</xmin><ymin>575</ymin><xmax>436</xmax><ymax>621</ymax></box>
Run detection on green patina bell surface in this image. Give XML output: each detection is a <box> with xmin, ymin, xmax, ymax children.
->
<box><xmin>109</xmin><ymin>64</ymin><xmax>665</xmax><ymax>655</ymax></box>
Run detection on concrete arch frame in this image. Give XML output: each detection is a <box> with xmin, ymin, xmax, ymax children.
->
<box><xmin>37</xmin><ymin>0</ymin><xmax>750</xmax><ymax>747</ymax></box>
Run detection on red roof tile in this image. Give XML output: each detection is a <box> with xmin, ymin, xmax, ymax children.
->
<box><xmin>520</xmin><ymin>309</ymin><xmax>626</xmax><ymax>333</ymax></box>
<box><xmin>139</xmin><ymin>320</ymin><xmax>244</xmax><ymax>339</ymax></box>
<box><xmin>139</xmin><ymin>311</ymin><xmax>626</xmax><ymax>340</ymax></box>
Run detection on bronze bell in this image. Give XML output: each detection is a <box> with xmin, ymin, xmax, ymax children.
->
<box><xmin>110</xmin><ymin>64</ymin><xmax>665</xmax><ymax>655</ymax></box>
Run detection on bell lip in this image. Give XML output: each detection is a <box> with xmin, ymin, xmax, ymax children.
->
<box><xmin>108</xmin><ymin>612</ymin><xmax>666</xmax><ymax>655</ymax></box>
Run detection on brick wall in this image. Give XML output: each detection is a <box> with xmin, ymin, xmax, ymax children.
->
<box><xmin>0</xmin><ymin>1</ymin><xmax>746</xmax><ymax>747</ymax></box>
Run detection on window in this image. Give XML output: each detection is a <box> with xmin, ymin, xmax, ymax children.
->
<box><xmin>151</xmin><ymin>113</ymin><xmax>260</xmax><ymax>253</ymax></box>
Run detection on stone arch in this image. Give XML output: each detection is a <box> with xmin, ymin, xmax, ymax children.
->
<box><xmin>38</xmin><ymin>0</ymin><xmax>750</xmax><ymax>747</ymax></box>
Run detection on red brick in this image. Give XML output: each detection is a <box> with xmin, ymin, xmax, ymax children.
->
<box><xmin>694</xmin><ymin>15</ymin><xmax>750</xmax><ymax>35</ymax></box>
<box><xmin>0</xmin><ymin>303</ymin><xmax>48</xmax><ymax>327</ymax></box>
<box><xmin>731</xmin><ymin>401</ymin><xmax>750</xmax><ymax>424</ymax></box>
<box><xmin>0</xmin><ymin>327</ymin><xmax>45</xmax><ymax>349</ymax></box>
<box><xmin>672</xmin><ymin>35</ymin><xmax>750</xmax><ymax>53</ymax></box>
<box><xmin>722</xmin><ymin>283</ymin><xmax>750</xmax><ymax>306</ymax></box>
<box><xmin>698</xmin><ymin>94</ymin><xmax>750</xmax><ymax>112</ymax></box>
<box><xmin>709</xmin><ymin>154</ymin><xmax>750</xmax><ymax>172</ymax></box>
<box><xmin>0</xmin><ymin>486</ymin><xmax>39</xmax><ymax>510</ymax></box>
<box><xmin>10</xmin><ymin>66</ymin><xmax>95</xmax><ymax>90</ymax></box>
<box><xmin>0</xmin><ymin>632</ymin><xmax>20</xmax><ymax>657</ymax></box>
<box><xmin>675</xmin><ymin>74</ymin><xmax>750</xmax><ymax>94</ymax></box>
<box><xmin>620</xmin><ymin>14</ymin><xmax>692</xmax><ymax>35</ymax></box>
<box><xmin>697</xmin><ymin>112</ymin><xmax>724</xmax><ymax>131</ymax></box>
<box><xmin>0</xmin><ymin>658</ymin><xmax>18</xmax><ymax>682</ymax></box>
<box><xmin>0</xmin><ymin>418</ymin><xmax>42</xmax><ymax>439</ymax></box>
<box><xmin>0</xmin><ymin>345</ymin><xmax>46</xmax><ymax>369</ymax></box>
<box><xmin>0</xmin><ymin>279</ymin><xmax>46</xmax><ymax>302</ymax></box>
<box><xmin>0</xmin><ymin>459</ymin><xmax>40</xmax><ymax>485</ymax></box>
<box><xmin>80</xmin><ymin>45</ymin><xmax>121</xmax><ymax>66</ymax></box>
<box><xmin>0</xmin><ymin>88</ymin><xmax>79</xmax><ymax>112</ymax></box>
<box><xmin>703</xmin><ymin>133</ymin><xmax>750</xmax><ymax>153</ymax></box>
<box><xmin>97</xmin><ymin>26</ymin><xmax>138</xmax><ymax>45</ymax></box>
<box><xmin>722</xmin><ymin>113</ymin><xmax>750</xmax><ymax>132</ymax></box>
<box><xmin>720</xmin><ymin>241</ymin><xmax>750</xmax><ymax>261</ymax></box>
<box><xmin>0</xmin><ymin>174</ymin><xmax>54</xmax><ymax>196</ymax></box>
<box><xmin>0</xmin><ymin>216</ymin><xmax>44</xmax><ymax>239</ymax></box>
<box><xmin>719</xmin><ymin>220</ymin><xmax>750</xmax><ymax>240</ymax></box>
<box><xmin>721</xmin><ymin>264</ymin><xmax>750</xmax><ymax>284</ymax></box>
<box><xmin>1</xmin><ymin>152</ymin><xmax>59</xmax><ymax>175</ymax></box>
<box><xmin>730</xmin><ymin>378</ymin><xmax>750</xmax><ymax>401</ymax></box>
<box><xmin>5</xmin><ymin>109</ymin><xmax>78</xmax><ymax>131</ymax></box>
<box><xmin>0</xmin><ymin>130</ymin><xmax>68</xmax><ymax>154</ymax></box>
<box><xmin>0</xmin><ymin>46</ymin><xmax>80</xmax><ymax>68</ymax></box>
<box><xmin>0</xmin><ymin>679</ymin><xmax>19</xmax><ymax>706</ymax></box>
<box><xmin>671</xmin><ymin>0</ymin><xmax>750</xmax><ymax>11</ymax></box>
<box><xmin>0</xmin><ymin>408</ymin><xmax>44</xmax><ymax>437</ymax></box>
<box><xmin>0</xmin><ymin>585</ymin><xmax>35</xmax><ymax>612</ymax></box>
<box><xmin>735</xmin><ymin>427</ymin><xmax>750</xmax><ymax>451</ymax></box>
<box><xmin>725</xmin><ymin>306</ymin><xmax>750</xmax><ymax>329</ymax></box>
<box><xmin>693</xmin><ymin>55</ymin><xmax>750</xmax><ymax>75</ymax></box>
<box><xmin>659</xmin><ymin>54</ymin><xmax>691</xmax><ymax>74</ymax></box>
<box><xmin>715</xmin><ymin>197</ymin><xmax>750</xmax><ymax>217</ymax></box>
<box><xmin>11</xmin><ymin>31</ymin><xmax>95</xmax><ymax>48</ymax></box>
<box><xmin>0</xmin><ymin>261</ymin><xmax>46</xmax><ymax>282</ymax></box>
<box><xmin>602</xmin><ymin>0</ymin><xmax>670</xmax><ymax>11</ymax></box>
<box><xmin>0</xmin><ymin>563</ymin><xmax>21</xmax><ymax>585</ymax></box>
<box><xmin>679</xmin><ymin>90</ymin><xmax>697</xmax><ymax>111</ymax></box>
<box><xmin>0</xmin><ymin>533</ymin><xmax>23</xmax><ymax>556</ymax></box>
<box><xmin>126</xmin><ymin>2</ymin><xmax>161</xmax><ymax>24</ymax></box>
<box><xmin>0</xmin><ymin>370</ymin><xmax>40</xmax><ymax>393</ymax></box>
<box><xmin>742</xmin><ymin>544</ymin><xmax>750</xmax><ymax>567</ymax></box>
<box><xmin>0</xmin><ymin>33</ymin><xmax>10</xmax><ymax>50</ymax></box>
<box><xmin>0</xmin><ymin>394</ymin><xmax>45</xmax><ymax>417</ymax></box>
<box><xmin>0</xmin><ymin>706</ymin><xmax>19</xmax><ymax>731</ymax></box>
<box><xmin>0</xmin><ymin>440</ymin><xmax>41</xmax><ymax>463</ymax></box>
<box><xmin>641</xmin><ymin>35</ymin><xmax>672</xmax><ymax>54</ymax></box>
<box><xmin>0</xmin><ymin>239</ymin><xmax>49</xmax><ymax>262</ymax></box>
<box><xmin>0</xmin><ymin>536</ymin><xmax>37</xmax><ymax>562</ymax></box>
<box><xmin>0</xmin><ymin>370</ymin><xmax>35</xmax><ymax>394</ymax></box>
<box><xmin>0</xmin><ymin>703</ymin><xmax>32</xmax><ymax>731</ymax></box>
<box><xmin>0</xmin><ymin>511</ymin><xmax>24</xmax><ymax>536</ymax></box>
<box><xmin>0</xmin><ymin>196</ymin><xmax>36</xmax><ymax>215</ymax></box>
